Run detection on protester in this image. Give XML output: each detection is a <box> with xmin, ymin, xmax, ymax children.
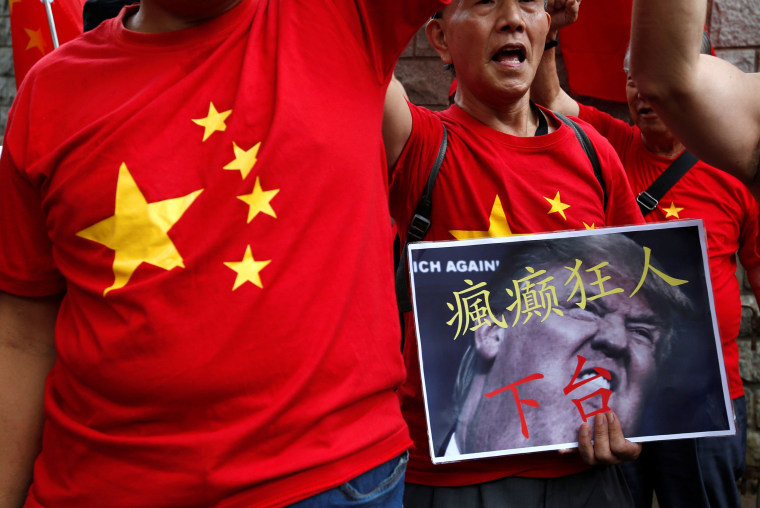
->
<box><xmin>384</xmin><ymin>0</ymin><xmax>645</xmax><ymax>505</ymax></box>
<box><xmin>629</xmin><ymin>0</ymin><xmax>760</xmax><ymax>197</ymax></box>
<box><xmin>532</xmin><ymin>3</ymin><xmax>760</xmax><ymax>505</ymax></box>
<box><xmin>0</xmin><ymin>0</ymin><xmax>448</xmax><ymax>506</ymax></box>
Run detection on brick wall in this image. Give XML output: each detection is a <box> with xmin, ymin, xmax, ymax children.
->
<box><xmin>0</xmin><ymin>0</ymin><xmax>13</xmax><ymax>132</ymax></box>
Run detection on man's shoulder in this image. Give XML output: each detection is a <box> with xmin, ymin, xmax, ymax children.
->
<box><xmin>23</xmin><ymin>23</ymin><xmax>115</xmax><ymax>85</ymax></box>
<box><xmin>547</xmin><ymin>112</ymin><xmax>623</xmax><ymax>162</ymax></box>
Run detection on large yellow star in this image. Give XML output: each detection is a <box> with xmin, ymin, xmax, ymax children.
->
<box><xmin>545</xmin><ymin>191</ymin><xmax>570</xmax><ymax>220</ymax></box>
<box><xmin>450</xmin><ymin>196</ymin><xmax>513</xmax><ymax>239</ymax></box>
<box><xmin>223</xmin><ymin>141</ymin><xmax>261</xmax><ymax>179</ymax></box>
<box><xmin>224</xmin><ymin>245</ymin><xmax>271</xmax><ymax>290</ymax></box>
<box><xmin>10</xmin><ymin>0</ymin><xmax>22</xmax><ymax>15</ymax></box>
<box><xmin>237</xmin><ymin>177</ymin><xmax>279</xmax><ymax>223</ymax></box>
<box><xmin>192</xmin><ymin>102</ymin><xmax>232</xmax><ymax>142</ymax></box>
<box><xmin>662</xmin><ymin>201</ymin><xmax>684</xmax><ymax>219</ymax></box>
<box><xmin>24</xmin><ymin>28</ymin><xmax>46</xmax><ymax>54</ymax></box>
<box><xmin>76</xmin><ymin>163</ymin><xmax>203</xmax><ymax>296</ymax></box>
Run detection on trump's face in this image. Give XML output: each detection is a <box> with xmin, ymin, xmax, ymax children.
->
<box><xmin>458</xmin><ymin>263</ymin><xmax>665</xmax><ymax>452</ymax></box>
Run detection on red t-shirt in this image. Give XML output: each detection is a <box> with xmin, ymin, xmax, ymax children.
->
<box><xmin>0</xmin><ymin>1</ymin><xmax>447</xmax><ymax>506</ymax></box>
<box><xmin>389</xmin><ymin>103</ymin><xmax>644</xmax><ymax>486</ymax></box>
<box><xmin>578</xmin><ymin>103</ymin><xmax>760</xmax><ymax>399</ymax></box>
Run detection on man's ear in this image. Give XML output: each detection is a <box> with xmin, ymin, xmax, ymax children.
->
<box><xmin>474</xmin><ymin>324</ymin><xmax>505</xmax><ymax>361</ymax></box>
<box><xmin>425</xmin><ymin>18</ymin><xmax>452</xmax><ymax>65</ymax></box>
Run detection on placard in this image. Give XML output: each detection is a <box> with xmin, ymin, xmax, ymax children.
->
<box><xmin>407</xmin><ymin>221</ymin><xmax>733</xmax><ymax>464</ymax></box>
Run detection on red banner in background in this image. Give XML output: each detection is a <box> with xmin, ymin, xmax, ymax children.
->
<box><xmin>10</xmin><ymin>0</ymin><xmax>85</xmax><ymax>88</ymax></box>
<box><xmin>560</xmin><ymin>0</ymin><xmax>632</xmax><ymax>103</ymax></box>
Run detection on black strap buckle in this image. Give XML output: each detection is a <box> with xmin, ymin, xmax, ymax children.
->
<box><xmin>636</xmin><ymin>191</ymin><xmax>659</xmax><ymax>211</ymax></box>
<box><xmin>408</xmin><ymin>213</ymin><xmax>432</xmax><ymax>243</ymax></box>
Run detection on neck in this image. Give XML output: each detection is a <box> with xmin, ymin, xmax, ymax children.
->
<box><xmin>640</xmin><ymin>131</ymin><xmax>685</xmax><ymax>158</ymax></box>
<box><xmin>455</xmin><ymin>91</ymin><xmax>538</xmax><ymax>137</ymax></box>
<box><xmin>125</xmin><ymin>0</ymin><xmax>242</xmax><ymax>33</ymax></box>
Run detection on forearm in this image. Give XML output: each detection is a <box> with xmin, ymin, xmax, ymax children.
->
<box><xmin>0</xmin><ymin>292</ymin><xmax>61</xmax><ymax>508</ymax></box>
<box><xmin>383</xmin><ymin>74</ymin><xmax>413</xmax><ymax>171</ymax></box>
<box><xmin>531</xmin><ymin>30</ymin><xmax>579</xmax><ymax>117</ymax></box>
<box><xmin>631</xmin><ymin>1</ymin><xmax>760</xmax><ymax>179</ymax></box>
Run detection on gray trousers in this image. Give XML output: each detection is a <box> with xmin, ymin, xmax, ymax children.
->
<box><xmin>403</xmin><ymin>465</ymin><xmax>633</xmax><ymax>508</ymax></box>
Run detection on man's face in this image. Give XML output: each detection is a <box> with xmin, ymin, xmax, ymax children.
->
<box><xmin>459</xmin><ymin>263</ymin><xmax>664</xmax><ymax>452</ymax></box>
<box><xmin>434</xmin><ymin>0</ymin><xmax>550</xmax><ymax>105</ymax></box>
<box><xmin>626</xmin><ymin>74</ymin><xmax>673</xmax><ymax>141</ymax></box>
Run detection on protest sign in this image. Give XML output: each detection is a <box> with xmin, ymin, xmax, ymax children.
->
<box><xmin>407</xmin><ymin>221</ymin><xmax>733</xmax><ymax>464</ymax></box>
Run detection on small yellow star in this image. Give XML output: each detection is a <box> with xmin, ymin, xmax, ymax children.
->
<box><xmin>545</xmin><ymin>191</ymin><xmax>570</xmax><ymax>220</ymax></box>
<box><xmin>237</xmin><ymin>177</ymin><xmax>279</xmax><ymax>223</ymax></box>
<box><xmin>223</xmin><ymin>141</ymin><xmax>261</xmax><ymax>179</ymax></box>
<box><xmin>224</xmin><ymin>245</ymin><xmax>271</xmax><ymax>290</ymax></box>
<box><xmin>583</xmin><ymin>222</ymin><xmax>596</xmax><ymax>230</ymax></box>
<box><xmin>76</xmin><ymin>163</ymin><xmax>203</xmax><ymax>296</ymax></box>
<box><xmin>450</xmin><ymin>195</ymin><xmax>513</xmax><ymax>239</ymax></box>
<box><xmin>24</xmin><ymin>28</ymin><xmax>46</xmax><ymax>54</ymax></box>
<box><xmin>662</xmin><ymin>202</ymin><xmax>684</xmax><ymax>219</ymax></box>
<box><xmin>192</xmin><ymin>102</ymin><xmax>232</xmax><ymax>142</ymax></box>
<box><xmin>10</xmin><ymin>0</ymin><xmax>22</xmax><ymax>15</ymax></box>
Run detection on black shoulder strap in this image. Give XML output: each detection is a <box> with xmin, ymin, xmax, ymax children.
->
<box><xmin>636</xmin><ymin>150</ymin><xmax>698</xmax><ymax>216</ymax></box>
<box><xmin>395</xmin><ymin>125</ymin><xmax>448</xmax><ymax>313</ymax></box>
<box><xmin>553</xmin><ymin>111</ymin><xmax>608</xmax><ymax>210</ymax></box>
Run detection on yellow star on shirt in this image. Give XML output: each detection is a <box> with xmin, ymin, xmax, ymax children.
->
<box><xmin>545</xmin><ymin>191</ymin><xmax>570</xmax><ymax>220</ymax></box>
<box><xmin>662</xmin><ymin>202</ymin><xmax>684</xmax><ymax>219</ymax></box>
<box><xmin>224</xmin><ymin>245</ymin><xmax>271</xmax><ymax>290</ymax></box>
<box><xmin>76</xmin><ymin>163</ymin><xmax>203</xmax><ymax>296</ymax></box>
<box><xmin>237</xmin><ymin>177</ymin><xmax>279</xmax><ymax>223</ymax></box>
<box><xmin>9</xmin><ymin>0</ymin><xmax>22</xmax><ymax>15</ymax></box>
<box><xmin>583</xmin><ymin>222</ymin><xmax>596</xmax><ymax>230</ymax></box>
<box><xmin>223</xmin><ymin>141</ymin><xmax>261</xmax><ymax>179</ymax></box>
<box><xmin>24</xmin><ymin>28</ymin><xmax>46</xmax><ymax>54</ymax></box>
<box><xmin>192</xmin><ymin>102</ymin><xmax>232</xmax><ymax>142</ymax></box>
<box><xmin>449</xmin><ymin>195</ymin><xmax>513</xmax><ymax>239</ymax></box>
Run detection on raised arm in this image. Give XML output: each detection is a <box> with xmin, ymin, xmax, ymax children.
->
<box><xmin>531</xmin><ymin>0</ymin><xmax>581</xmax><ymax>116</ymax></box>
<box><xmin>0</xmin><ymin>291</ymin><xmax>61</xmax><ymax>508</ymax></box>
<box><xmin>383</xmin><ymin>75</ymin><xmax>414</xmax><ymax>171</ymax></box>
<box><xmin>630</xmin><ymin>0</ymin><xmax>760</xmax><ymax>188</ymax></box>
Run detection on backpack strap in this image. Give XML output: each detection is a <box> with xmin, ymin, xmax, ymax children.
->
<box><xmin>395</xmin><ymin>125</ymin><xmax>448</xmax><ymax>313</ymax></box>
<box><xmin>553</xmin><ymin>111</ymin><xmax>608</xmax><ymax>210</ymax></box>
<box><xmin>636</xmin><ymin>150</ymin><xmax>698</xmax><ymax>216</ymax></box>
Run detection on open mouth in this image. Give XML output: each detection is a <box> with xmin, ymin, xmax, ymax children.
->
<box><xmin>638</xmin><ymin>106</ymin><xmax>657</xmax><ymax>118</ymax></box>
<box><xmin>492</xmin><ymin>45</ymin><xmax>526</xmax><ymax>64</ymax></box>
<box><xmin>577</xmin><ymin>368</ymin><xmax>618</xmax><ymax>392</ymax></box>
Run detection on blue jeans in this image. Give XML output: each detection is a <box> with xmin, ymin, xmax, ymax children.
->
<box><xmin>289</xmin><ymin>452</ymin><xmax>408</xmax><ymax>507</ymax></box>
<box><xmin>622</xmin><ymin>396</ymin><xmax>746</xmax><ymax>508</ymax></box>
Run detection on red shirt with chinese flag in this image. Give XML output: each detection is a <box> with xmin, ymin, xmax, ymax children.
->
<box><xmin>578</xmin><ymin>103</ymin><xmax>760</xmax><ymax>400</ymax></box>
<box><xmin>389</xmin><ymin>103</ymin><xmax>644</xmax><ymax>485</ymax></box>
<box><xmin>0</xmin><ymin>1</ymin><xmax>447</xmax><ymax>506</ymax></box>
